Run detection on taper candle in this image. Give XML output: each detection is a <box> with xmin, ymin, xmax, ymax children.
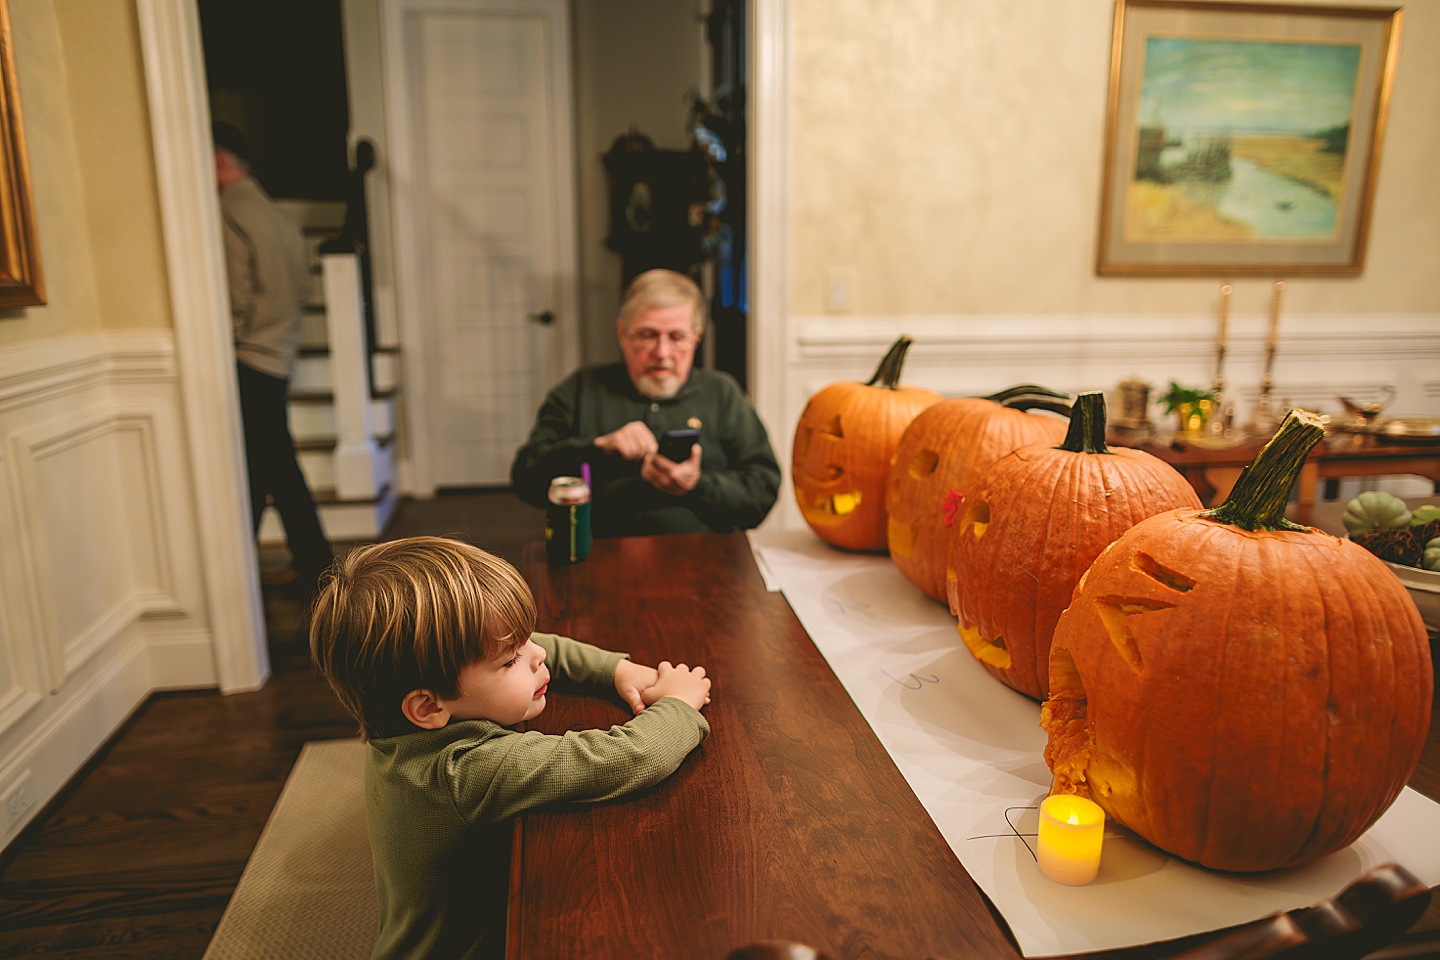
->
<box><xmin>1037</xmin><ymin>795</ymin><xmax>1105</xmax><ymax>885</ymax></box>
<box><xmin>1267</xmin><ymin>281</ymin><xmax>1286</xmax><ymax>353</ymax></box>
<box><xmin>1217</xmin><ymin>283</ymin><xmax>1232</xmax><ymax>351</ymax></box>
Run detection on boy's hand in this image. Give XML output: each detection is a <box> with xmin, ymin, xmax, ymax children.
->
<box><xmin>613</xmin><ymin>659</ymin><xmax>659</xmax><ymax>715</ymax></box>
<box><xmin>641</xmin><ymin>661</ymin><xmax>711</xmax><ymax>712</ymax></box>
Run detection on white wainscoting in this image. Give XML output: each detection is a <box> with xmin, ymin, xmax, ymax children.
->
<box><xmin>0</xmin><ymin>332</ymin><xmax>219</xmax><ymax>847</ymax></box>
<box><xmin>762</xmin><ymin>312</ymin><xmax>1440</xmax><ymax>531</ymax></box>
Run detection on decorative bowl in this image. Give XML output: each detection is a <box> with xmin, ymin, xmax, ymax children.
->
<box><xmin>1384</xmin><ymin>559</ymin><xmax>1440</xmax><ymax>637</ymax></box>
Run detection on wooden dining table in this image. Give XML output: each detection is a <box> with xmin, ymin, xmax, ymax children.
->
<box><xmin>507</xmin><ymin>532</ymin><xmax>1440</xmax><ymax>960</ymax></box>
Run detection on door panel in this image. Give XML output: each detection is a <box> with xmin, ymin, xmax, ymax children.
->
<box><xmin>390</xmin><ymin>0</ymin><xmax>579</xmax><ymax>489</ymax></box>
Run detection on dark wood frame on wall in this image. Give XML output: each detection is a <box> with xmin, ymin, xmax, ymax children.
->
<box><xmin>1095</xmin><ymin>0</ymin><xmax>1402</xmax><ymax>278</ymax></box>
<box><xmin>0</xmin><ymin>0</ymin><xmax>43</xmax><ymax>308</ymax></box>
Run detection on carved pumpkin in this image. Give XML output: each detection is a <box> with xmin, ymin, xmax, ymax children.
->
<box><xmin>1042</xmin><ymin>410</ymin><xmax>1433</xmax><ymax>872</ymax></box>
<box><xmin>792</xmin><ymin>337</ymin><xmax>941</xmax><ymax>551</ymax></box>
<box><xmin>949</xmin><ymin>392</ymin><xmax>1202</xmax><ymax>700</ymax></box>
<box><xmin>885</xmin><ymin>386</ymin><xmax>1069</xmax><ymax>602</ymax></box>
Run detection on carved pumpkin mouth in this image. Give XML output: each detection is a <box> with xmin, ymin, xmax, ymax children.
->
<box><xmin>888</xmin><ymin>517</ymin><xmax>918</xmax><ymax>557</ymax></box>
<box><xmin>959</xmin><ymin>620</ymin><xmax>1011</xmax><ymax>669</ymax></box>
<box><xmin>799</xmin><ymin>488</ymin><xmax>863</xmax><ymax>525</ymax></box>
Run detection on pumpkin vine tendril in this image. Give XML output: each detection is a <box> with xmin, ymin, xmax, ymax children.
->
<box><xmin>1056</xmin><ymin>391</ymin><xmax>1111</xmax><ymax>455</ymax></box>
<box><xmin>1202</xmin><ymin>408</ymin><xmax>1325</xmax><ymax>532</ymax></box>
<box><xmin>864</xmin><ymin>336</ymin><xmax>914</xmax><ymax>390</ymax></box>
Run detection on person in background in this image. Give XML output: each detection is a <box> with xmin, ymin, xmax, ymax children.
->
<box><xmin>213</xmin><ymin>121</ymin><xmax>333</xmax><ymax>595</ymax></box>
<box><xmin>510</xmin><ymin>269</ymin><xmax>780</xmax><ymax>537</ymax></box>
<box><xmin>308</xmin><ymin>536</ymin><xmax>711</xmax><ymax>959</ymax></box>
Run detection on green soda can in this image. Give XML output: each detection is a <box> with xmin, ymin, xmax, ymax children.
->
<box><xmin>545</xmin><ymin>476</ymin><xmax>591</xmax><ymax>564</ymax></box>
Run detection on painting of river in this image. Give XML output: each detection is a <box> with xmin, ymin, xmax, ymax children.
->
<box><xmin>1124</xmin><ymin>36</ymin><xmax>1361</xmax><ymax>243</ymax></box>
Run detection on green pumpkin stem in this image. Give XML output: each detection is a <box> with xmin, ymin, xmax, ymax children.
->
<box><xmin>985</xmin><ymin>383</ymin><xmax>1071</xmax><ymax>404</ymax></box>
<box><xmin>865</xmin><ymin>336</ymin><xmax>914</xmax><ymax>390</ymax></box>
<box><xmin>1201</xmin><ymin>409</ymin><xmax>1325</xmax><ymax>532</ymax></box>
<box><xmin>1057</xmin><ymin>391</ymin><xmax>1110</xmax><ymax>455</ymax></box>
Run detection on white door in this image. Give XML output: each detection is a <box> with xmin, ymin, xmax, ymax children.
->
<box><xmin>383</xmin><ymin>0</ymin><xmax>580</xmax><ymax>491</ymax></box>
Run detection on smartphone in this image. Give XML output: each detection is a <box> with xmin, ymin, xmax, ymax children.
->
<box><xmin>658</xmin><ymin>428</ymin><xmax>700</xmax><ymax>462</ymax></box>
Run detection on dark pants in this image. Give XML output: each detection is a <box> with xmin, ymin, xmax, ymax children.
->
<box><xmin>237</xmin><ymin>362</ymin><xmax>333</xmax><ymax>583</ymax></box>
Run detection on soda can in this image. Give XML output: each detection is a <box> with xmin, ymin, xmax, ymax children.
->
<box><xmin>545</xmin><ymin>476</ymin><xmax>591</xmax><ymax>564</ymax></box>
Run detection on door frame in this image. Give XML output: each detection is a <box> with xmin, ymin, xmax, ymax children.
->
<box><xmin>749</xmin><ymin>0</ymin><xmax>793</xmax><ymax>528</ymax></box>
<box><xmin>379</xmin><ymin>0</ymin><xmax>582</xmax><ymax>496</ymax></box>
<box><xmin>135</xmin><ymin>0</ymin><xmax>268</xmax><ymax>691</ymax></box>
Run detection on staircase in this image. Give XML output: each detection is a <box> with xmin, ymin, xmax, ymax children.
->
<box><xmin>262</xmin><ymin>199</ymin><xmax>400</xmax><ymax>545</ymax></box>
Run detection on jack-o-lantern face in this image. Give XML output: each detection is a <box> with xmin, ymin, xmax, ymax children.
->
<box><xmin>793</xmin><ymin>414</ymin><xmax>863</xmax><ymax>524</ymax></box>
<box><xmin>886</xmin><ymin>394</ymin><xmax>1067</xmax><ymax>602</ymax></box>
<box><xmin>792</xmin><ymin>338</ymin><xmax>939</xmax><ymax>552</ymax></box>
<box><xmin>1042</xmin><ymin>411</ymin><xmax>1433</xmax><ymax>872</ymax></box>
<box><xmin>948</xmin><ymin>392</ymin><xmax>1203</xmax><ymax>700</ymax></box>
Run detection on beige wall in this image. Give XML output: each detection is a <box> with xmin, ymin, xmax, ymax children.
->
<box><xmin>572</xmin><ymin>0</ymin><xmax>702</xmax><ymax>364</ymax></box>
<box><xmin>790</xmin><ymin>0</ymin><xmax>1440</xmax><ymax>320</ymax></box>
<box><xmin>0</xmin><ymin>0</ymin><xmax>171</xmax><ymax>348</ymax></box>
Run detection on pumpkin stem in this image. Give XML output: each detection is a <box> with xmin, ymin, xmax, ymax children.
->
<box><xmin>865</xmin><ymin>336</ymin><xmax>914</xmax><ymax>390</ymax></box>
<box><xmin>985</xmin><ymin>383</ymin><xmax>1071</xmax><ymax>405</ymax></box>
<box><xmin>1057</xmin><ymin>391</ymin><xmax>1111</xmax><ymax>455</ymax></box>
<box><xmin>1201</xmin><ymin>409</ymin><xmax>1325</xmax><ymax>532</ymax></box>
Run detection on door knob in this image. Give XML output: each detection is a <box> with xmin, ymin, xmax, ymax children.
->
<box><xmin>529</xmin><ymin>310</ymin><xmax>555</xmax><ymax>325</ymax></box>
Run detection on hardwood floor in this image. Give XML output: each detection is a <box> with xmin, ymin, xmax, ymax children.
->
<box><xmin>0</xmin><ymin>490</ymin><xmax>544</xmax><ymax>959</ymax></box>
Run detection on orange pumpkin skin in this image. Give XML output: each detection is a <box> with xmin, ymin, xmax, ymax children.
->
<box><xmin>1042</xmin><ymin>511</ymin><xmax>1433</xmax><ymax>872</ymax></box>
<box><xmin>792</xmin><ymin>338</ymin><xmax>940</xmax><ymax>551</ymax></box>
<box><xmin>886</xmin><ymin>398</ymin><xmax>1066</xmax><ymax>601</ymax></box>
<box><xmin>949</xmin><ymin>431</ymin><xmax>1202</xmax><ymax>701</ymax></box>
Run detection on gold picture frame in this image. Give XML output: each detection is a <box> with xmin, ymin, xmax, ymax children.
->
<box><xmin>0</xmin><ymin>0</ymin><xmax>43</xmax><ymax>307</ymax></box>
<box><xmin>1096</xmin><ymin>0</ymin><xmax>1402</xmax><ymax>277</ymax></box>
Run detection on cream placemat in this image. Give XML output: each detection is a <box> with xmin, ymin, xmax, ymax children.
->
<box><xmin>203</xmin><ymin>739</ymin><xmax>376</xmax><ymax>960</ymax></box>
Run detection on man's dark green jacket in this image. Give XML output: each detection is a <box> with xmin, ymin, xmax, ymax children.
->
<box><xmin>510</xmin><ymin>363</ymin><xmax>780</xmax><ymax>537</ymax></box>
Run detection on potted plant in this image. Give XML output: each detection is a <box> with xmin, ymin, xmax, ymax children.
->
<box><xmin>1156</xmin><ymin>381</ymin><xmax>1216</xmax><ymax>434</ymax></box>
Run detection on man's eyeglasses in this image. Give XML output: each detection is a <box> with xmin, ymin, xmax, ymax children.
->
<box><xmin>624</xmin><ymin>328</ymin><xmax>699</xmax><ymax>349</ymax></box>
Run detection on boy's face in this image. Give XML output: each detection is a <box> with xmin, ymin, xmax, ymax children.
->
<box><xmin>440</xmin><ymin>638</ymin><xmax>550</xmax><ymax>727</ymax></box>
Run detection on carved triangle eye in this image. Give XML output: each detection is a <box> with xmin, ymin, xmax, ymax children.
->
<box><xmin>908</xmin><ymin>449</ymin><xmax>938</xmax><ymax>478</ymax></box>
<box><xmin>822</xmin><ymin>415</ymin><xmax>844</xmax><ymax>438</ymax></box>
<box><xmin>1095</xmin><ymin>595</ymin><xmax>1176</xmax><ymax>672</ymax></box>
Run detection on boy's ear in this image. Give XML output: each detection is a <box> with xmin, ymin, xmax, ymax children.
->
<box><xmin>401</xmin><ymin>688</ymin><xmax>450</xmax><ymax>730</ymax></box>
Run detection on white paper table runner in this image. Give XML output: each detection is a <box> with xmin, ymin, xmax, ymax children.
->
<box><xmin>749</xmin><ymin>527</ymin><xmax>1440</xmax><ymax>957</ymax></box>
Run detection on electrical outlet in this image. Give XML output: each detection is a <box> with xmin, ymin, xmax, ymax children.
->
<box><xmin>1</xmin><ymin>772</ymin><xmax>36</xmax><ymax>833</ymax></box>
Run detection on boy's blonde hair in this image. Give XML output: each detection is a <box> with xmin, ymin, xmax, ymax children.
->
<box><xmin>308</xmin><ymin>537</ymin><xmax>537</xmax><ymax>740</ymax></box>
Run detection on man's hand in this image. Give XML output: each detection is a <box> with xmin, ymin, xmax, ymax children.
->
<box><xmin>642</xmin><ymin>443</ymin><xmax>701</xmax><ymax>496</ymax></box>
<box><xmin>613</xmin><ymin>659</ymin><xmax>659</xmax><ymax>715</ymax></box>
<box><xmin>594</xmin><ymin>421</ymin><xmax>658</xmax><ymax>461</ymax></box>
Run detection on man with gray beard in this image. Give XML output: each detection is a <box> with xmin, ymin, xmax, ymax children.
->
<box><xmin>510</xmin><ymin>269</ymin><xmax>779</xmax><ymax>537</ymax></box>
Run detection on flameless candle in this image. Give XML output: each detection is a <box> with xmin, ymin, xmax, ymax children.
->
<box><xmin>1037</xmin><ymin>795</ymin><xmax>1105</xmax><ymax>885</ymax></box>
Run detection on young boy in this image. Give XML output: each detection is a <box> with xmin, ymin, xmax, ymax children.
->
<box><xmin>308</xmin><ymin>536</ymin><xmax>711</xmax><ymax>960</ymax></box>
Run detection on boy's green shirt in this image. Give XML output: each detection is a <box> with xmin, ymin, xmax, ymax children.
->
<box><xmin>364</xmin><ymin>632</ymin><xmax>709</xmax><ymax>960</ymax></box>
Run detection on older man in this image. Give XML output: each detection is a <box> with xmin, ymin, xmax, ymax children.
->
<box><xmin>511</xmin><ymin>269</ymin><xmax>780</xmax><ymax>537</ymax></box>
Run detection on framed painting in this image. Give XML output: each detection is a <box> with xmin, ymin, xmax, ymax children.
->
<box><xmin>0</xmin><ymin>0</ymin><xmax>43</xmax><ymax>307</ymax></box>
<box><xmin>1096</xmin><ymin>1</ymin><xmax>1402</xmax><ymax>277</ymax></box>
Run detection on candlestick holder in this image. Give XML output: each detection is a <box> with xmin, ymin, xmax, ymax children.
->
<box><xmin>1245</xmin><ymin>373</ymin><xmax>1282</xmax><ymax>438</ymax></box>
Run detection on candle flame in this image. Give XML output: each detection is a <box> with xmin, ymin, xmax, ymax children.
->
<box><xmin>1066</xmin><ymin>813</ymin><xmax>1080</xmax><ymax>825</ymax></box>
